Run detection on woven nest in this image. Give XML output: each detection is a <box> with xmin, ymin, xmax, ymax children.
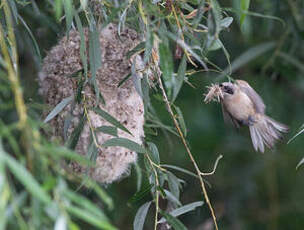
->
<box><xmin>39</xmin><ymin>24</ymin><xmax>145</xmax><ymax>184</ymax></box>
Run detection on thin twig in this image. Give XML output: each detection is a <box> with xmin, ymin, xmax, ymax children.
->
<box><xmin>201</xmin><ymin>154</ymin><xmax>223</xmax><ymax>176</ymax></box>
<box><xmin>156</xmin><ymin>73</ymin><xmax>219</xmax><ymax>230</ymax></box>
<box><xmin>146</xmin><ymin>153</ymin><xmax>160</xmax><ymax>230</ymax></box>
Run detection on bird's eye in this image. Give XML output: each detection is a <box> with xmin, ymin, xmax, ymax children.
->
<box><xmin>219</xmin><ymin>83</ymin><xmax>223</xmax><ymax>87</ymax></box>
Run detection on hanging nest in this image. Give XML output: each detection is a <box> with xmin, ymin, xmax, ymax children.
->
<box><xmin>39</xmin><ymin>24</ymin><xmax>145</xmax><ymax>184</ymax></box>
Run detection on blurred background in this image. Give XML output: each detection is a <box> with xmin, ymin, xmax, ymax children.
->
<box><xmin>1</xmin><ymin>0</ymin><xmax>304</xmax><ymax>230</ymax></box>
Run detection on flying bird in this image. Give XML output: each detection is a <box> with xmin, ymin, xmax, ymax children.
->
<box><xmin>208</xmin><ymin>80</ymin><xmax>288</xmax><ymax>152</ymax></box>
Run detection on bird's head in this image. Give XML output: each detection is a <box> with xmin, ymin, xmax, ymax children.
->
<box><xmin>219</xmin><ymin>82</ymin><xmax>235</xmax><ymax>97</ymax></box>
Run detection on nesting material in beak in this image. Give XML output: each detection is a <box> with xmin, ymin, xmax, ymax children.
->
<box><xmin>204</xmin><ymin>84</ymin><xmax>224</xmax><ymax>103</ymax></box>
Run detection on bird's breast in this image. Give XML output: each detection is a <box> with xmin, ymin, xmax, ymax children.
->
<box><xmin>223</xmin><ymin>91</ymin><xmax>255</xmax><ymax>122</ymax></box>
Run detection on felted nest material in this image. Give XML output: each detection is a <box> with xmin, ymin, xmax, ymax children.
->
<box><xmin>39</xmin><ymin>24</ymin><xmax>144</xmax><ymax>184</ymax></box>
<box><xmin>204</xmin><ymin>83</ymin><xmax>223</xmax><ymax>103</ymax></box>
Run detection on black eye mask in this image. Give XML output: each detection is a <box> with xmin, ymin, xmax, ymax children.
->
<box><xmin>220</xmin><ymin>84</ymin><xmax>234</xmax><ymax>95</ymax></box>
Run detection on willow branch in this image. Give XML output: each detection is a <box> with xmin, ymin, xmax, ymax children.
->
<box><xmin>156</xmin><ymin>74</ymin><xmax>219</xmax><ymax>230</ymax></box>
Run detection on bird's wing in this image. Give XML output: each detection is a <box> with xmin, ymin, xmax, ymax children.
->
<box><xmin>221</xmin><ymin>102</ymin><xmax>240</xmax><ymax>129</ymax></box>
<box><xmin>236</xmin><ymin>80</ymin><xmax>265</xmax><ymax>114</ymax></box>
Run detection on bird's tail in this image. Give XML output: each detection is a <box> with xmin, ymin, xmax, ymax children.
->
<box><xmin>249</xmin><ymin>115</ymin><xmax>288</xmax><ymax>153</ymax></box>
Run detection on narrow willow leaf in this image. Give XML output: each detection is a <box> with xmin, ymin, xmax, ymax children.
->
<box><xmin>174</xmin><ymin>106</ymin><xmax>187</xmax><ymax>137</ymax></box>
<box><xmin>54</xmin><ymin>215</ymin><xmax>67</xmax><ymax>230</ymax></box>
<box><xmin>167</xmin><ymin>172</ymin><xmax>180</xmax><ymax>200</ymax></box>
<box><xmin>75</xmin><ymin>13</ymin><xmax>88</xmax><ymax>78</ymax></box>
<box><xmin>159</xmin><ymin>210</ymin><xmax>187</xmax><ymax>230</ymax></box>
<box><xmin>41</xmin><ymin>145</ymin><xmax>91</xmax><ymax>166</ymax></box>
<box><xmin>63</xmin><ymin>190</ymin><xmax>108</xmax><ymax>221</ymax></box>
<box><xmin>296</xmin><ymin>157</ymin><xmax>304</xmax><ymax>170</ymax></box>
<box><xmin>89</xmin><ymin>20</ymin><xmax>102</xmax><ymax>83</ymax></box>
<box><xmin>0</xmin><ymin>139</ymin><xmax>8</xmax><ymax>230</ymax></box>
<box><xmin>192</xmin><ymin>0</ymin><xmax>206</xmax><ymax>29</ymax></box>
<box><xmin>172</xmin><ymin>55</ymin><xmax>187</xmax><ymax>103</ymax></box>
<box><xmin>147</xmin><ymin>142</ymin><xmax>160</xmax><ymax>164</ymax></box>
<box><xmin>131</xmin><ymin>61</ymin><xmax>143</xmax><ymax>97</ymax></box>
<box><xmin>133</xmin><ymin>201</ymin><xmax>152</xmax><ymax>230</ymax></box>
<box><xmin>87</xmin><ymin>140</ymin><xmax>98</xmax><ymax>162</ymax></box>
<box><xmin>134</xmin><ymin>162</ymin><xmax>142</xmax><ymax>192</ymax></box>
<box><xmin>159</xmin><ymin>201</ymin><xmax>204</xmax><ymax>223</ymax></box>
<box><xmin>240</xmin><ymin>0</ymin><xmax>250</xmax><ymax>26</ymax></box>
<box><xmin>164</xmin><ymin>190</ymin><xmax>182</xmax><ymax>206</ymax></box>
<box><xmin>86</xmin><ymin>180</ymin><xmax>114</xmax><ymax>210</ymax></box>
<box><xmin>126</xmin><ymin>42</ymin><xmax>145</xmax><ymax>59</ymax></box>
<box><xmin>66</xmin><ymin>114</ymin><xmax>86</xmax><ymax>150</ymax></box>
<box><xmin>18</xmin><ymin>14</ymin><xmax>41</xmax><ymax>62</ymax></box>
<box><xmin>220</xmin><ymin>17</ymin><xmax>233</xmax><ymax>29</ymax></box>
<box><xmin>117</xmin><ymin>73</ymin><xmax>131</xmax><ymax>88</ymax></box>
<box><xmin>93</xmin><ymin>107</ymin><xmax>132</xmax><ymax>135</ymax></box>
<box><xmin>144</xmin><ymin>28</ymin><xmax>153</xmax><ymax>63</ymax></box>
<box><xmin>54</xmin><ymin>0</ymin><xmax>63</xmax><ymax>21</ymax></box>
<box><xmin>288</xmin><ymin>124</ymin><xmax>304</xmax><ymax>144</ymax></box>
<box><xmin>102</xmin><ymin>138</ymin><xmax>146</xmax><ymax>153</ymax></box>
<box><xmin>161</xmin><ymin>164</ymin><xmax>198</xmax><ymax>178</ymax></box>
<box><xmin>209</xmin><ymin>0</ymin><xmax>222</xmax><ymax>36</ymax></box>
<box><xmin>4</xmin><ymin>154</ymin><xmax>51</xmax><ymax>204</ymax></box>
<box><xmin>95</xmin><ymin>126</ymin><xmax>118</xmax><ymax>137</ymax></box>
<box><xmin>5</xmin><ymin>191</ymin><xmax>27</xmax><ymax>219</ymax></box>
<box><xmin>278</xmin><ymin>52</ymin><xmax>304</xmax><ymax>74</ymax></box>
<box><xmin>44</xmin><ymin>96</ymin><xmax>73</xmax><ymax>123</ymax></box>
<box><xmin>219</xmin><ymin>42</ymin><xmax>275</xmax><ymax>79</ymax></box>
<box><xmin>128</xmin><ymin>184</ymin><xmax>153</xmax><ymax>204</ymax></box>
<box><xmin>159</xmin><ymin>42</ymin><xmax>174</xmax><ymax>97</ymax></box>
<box><xmin>66</xmin><ymin>205</ymin><xmax>116</xmax><ymax>230</ymax></box>
<box><xmin>63</xmin><ymin>0</ymin><xmax>74</xmax><ymax>34</ymax></box>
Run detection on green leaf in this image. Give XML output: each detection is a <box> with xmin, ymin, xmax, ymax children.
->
<box><xmin>278</xmin><ymin>52</ymin><xmax>304</xmax><ymax>74</ymax></box>
<box><xmin>86</xmin><ymin>180</ymin><xmax>114</xmax><ymax>210</ymax></box>
<box><xmin>18</xmin><ymin>14</ymin><xmax>41</xmax><ymax>63</ymax></box>
<box><xmin>161</xmin><ymin>164</ymin><xmax>198</xmax><ymax>178</ymax></box>
<box><xmin>63</xmin><ymin>190</ymin><xmax>108</xmax><ymax>221</ymax></box>
<box><xmin>240</xmin><ymin>0</ymin><xmax>250</xmax><ymax>26</ymax></box>
<box><xmin>95</xmin><ymin>126</ymin><xmax>118</xmax><ymax>137</ymax></box>
<box><xmin>66</xmin><ymin>114</ymin><xmax>86</xmax><ymax>150</ymax></box>
<box><xmin>44</xmin><ymin>96</ymin><xmax>73</xmax><ymax>123</ymax></box>
<box><xmin>63</xmin><ymin>0</ymin><xmax>74</xmax><ymax>34</ymax></box>
<box><xmin>128</xmin><ymin>184</ymin><xmax>153</xmax><ymax>204</ymax></box>
<box><xmin>167</xmin><ymin>172</ymin><xmax>180</xmax><ymax>200</ymax></box>
<box><xmin>66</xmin><ymin>205</ymin><xmax>116</xmax><ymax>230</ymax></box>
<box><xmin>89</xmin><ymin>19</ymin><xmax>102</xmax><ymax>83</ymax></box>
<box><xmin>41</xmin><ymin>145</ymin><xmax>91</xmax><ymax>166</ymax></box>
<box><xmin>134</xmin><ymin>162</ymin><xmax>142</xmax><ymax>192</ymax></box>
<box><xmin>126</xmin><ymin>42</ymin><xmax>145</xmax><ymax>59</ymax></box>
<box><xmin>54</xmin><ymin>0</ymin><xmax>63</xmax><ymax>21</ymax></box>
<box><xmin>144</xmin><ymin>28</ymin><xmax>153</xmax><ymax>63</ymax></box>
<box><xmin>147</xmin><ymin>142</ymin><xmax>160</xmax><ymax>164</ymax></box>
<box><xmin>172</xmin><ymin>55</ymin><xmax>187</xmax><ymax>103</ymax></box>
<box><xmin>4</xmin><ymin>154</ymin><xmax>51</xmax><ymax>204</ymax></box>
<box><xmin>102</xmin><ymin>138</ymin><xmax>146</xmax><ymax>153</ymax></box>
<box><xmin>174</xmin><ymin>106</ymin><xmax>187</xmax><ymax>137</ymax></box>
<box><xmin>296</xmin><ymin>157</ymin><xmax>304</xmax><ymax>170</ymax></box>
<box><xmin>159</xmin><ymin>201</ymin><xmax>204</xmax><ymax>223</ymax></box>
<box><xmin>220</xmin><ymin>17</ymin><xmax>233</xmax><ymax>29</ymax></box>
<box><xmin>159</xmin><ymin>210</ymin><xmax>187</xmax><ymax>230</ymax></box>
<box><xmin>54</xmin><ymin>215</ymin><xmax>67</xmax><ymax>230</ymax></box>
<box><xmin>133</xmin><ymin>201</ymin><xmax>152</xmax><ymax>230</ymax></box>
<box><xmin>219</xmin><ymin>42</ymin><xmax>275</xmax><ymax>79</ymax></box>
<box><xmin>288</xmin><ymin>124</ymin><xmax>304</xmax><ymax>144</ymax></box>
<box><xmin>164</xmin><ymin>190</ymin><xmax>182</xmax><ymax>207</ymax></box>
<box><xmin>159</xmin><ymin>42</ymin><xmax>174</xmax><ymax>97</ymax></box>
<box><xmin>93</xmin><ymin>107</ymin><xmax>132</xmax><ymax>135</ymax></box>
<box><xmin>75</xmin><ymin>13</ymin><xmax>88</xmax><ymax>78</ymax></box>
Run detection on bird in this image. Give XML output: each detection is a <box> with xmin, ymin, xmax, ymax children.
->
<box><xmin>219</xmin><ymin>80</ymin><xmax>288</xmax><ymax>153</ymax></box>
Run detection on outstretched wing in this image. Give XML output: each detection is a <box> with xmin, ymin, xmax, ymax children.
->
<box><xmin>236</xmin><ymin>80</ymin><xmax>265</xmax><ymax>114</ymax></box>
<box><xmin>221</xmin><ymin>102</ymin><xmax>240</xmax><ymax>129</ymax></box>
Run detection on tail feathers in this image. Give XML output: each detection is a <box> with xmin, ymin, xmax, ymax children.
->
<box><xmin>249</xmin><ymin>116</ymin><xmax>288</xmax><ymax>153</ymax></box>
